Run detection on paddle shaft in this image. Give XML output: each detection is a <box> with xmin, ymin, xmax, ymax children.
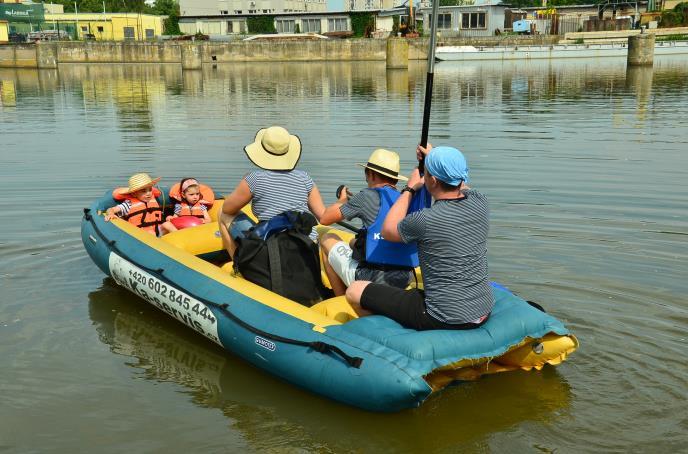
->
<box><xmin>419</xmin><ymin>0</ymin><xmax>441</xmax><ymax>172</ymax></box>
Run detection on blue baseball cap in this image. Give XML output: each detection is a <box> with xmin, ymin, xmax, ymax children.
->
<box><xmin>424</xmin><ymin>146</ymin><xmax>469</xmax><ymax>186</ymax></box>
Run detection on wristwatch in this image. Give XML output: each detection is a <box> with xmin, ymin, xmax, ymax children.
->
<box><xmin>401</xmin><ymin>186</ymin><xmax>416</xmax><ymax>196</ymax></box>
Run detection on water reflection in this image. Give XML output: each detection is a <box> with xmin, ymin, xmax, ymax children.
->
<box><xmin>625</xmin><ymin>65</ymin><xmax>654</xmax><ymax>124</ymax></box>
<box><xmin>0</xmin><ymin>79</ymin><xmax>16</xmax><ymax>107</ymax></box>
<box><xmin>88</xmin><ymin>279</ymin><xmax>572</xmax><ymax>451</ymax></box>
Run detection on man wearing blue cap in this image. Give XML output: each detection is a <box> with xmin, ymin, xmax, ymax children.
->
<box><xmin>345</xmin><ymin>144</ymin><xmax>494</xmax><ymax>330</ymax></box>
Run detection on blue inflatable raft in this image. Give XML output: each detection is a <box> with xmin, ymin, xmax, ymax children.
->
<box><xmin>81</xmin><ymin>189</ymin><xmax>578</xmax><ymax>412</ymax></box>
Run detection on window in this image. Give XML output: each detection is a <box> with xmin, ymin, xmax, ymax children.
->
<box><xmin>97</xmin><ymin>26</ymin><xmax>104</xmax><ymax>32</ymax></box>
<box><xmin>461</xmin><ymin>12</ymin><xmax>486</xmax><ymax>29</ymax></box>
<box><xmin>276</xmin><ymin>19</ymin><xmax>295</xmax><ymax>33</ymax></box>
<box><xmin>221</xmin><ymin>10</ymin><xmax>228</xmax><ymax>14</ymax></box>
<box><xmin>234</xmin><ymin>10</ymin><xmax>242</xmax><ymax>14</ymax></box>
<box><xmin>302</xmin><ymin>18</ymin><xmax>321</xmax><ymax>33</ymax></box>
<box><xmin>123</xmin><ymin>26</ymin><xmax>135</xmax><ymax>40</ymax></box>
<box><xmin>263</xmin><ymin>9</ymin><xmax>269</xmax><ymax>13</ymax></box>
<box><xmin>428</xmin><ymin>13</ymin><xmax>452</xmax><ymax>30</ymax></box>
<box><xmin>81</xmin><ymin>26</ymin><xmax>88</xmax><ymax>32</ymax></box>
<box><xmin>145</xmin><ymin>28</ymin><xmax>154</xmax><ymax>39</ymax></box>
<box><xmin>227</xmin><ymin>21</ymin><xmax>233</xmax><ymax>33</ymax></box>
<box><xmin>328</xmin><ymin>18</ymin><xmax>348</xmax><ymax>32</ymax></box>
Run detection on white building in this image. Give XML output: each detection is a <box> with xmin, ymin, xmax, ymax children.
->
<box><xmin>179</xmin><ymin>0</ymin><xmax>326</xmax><ymax>16</ymax></box>
<box><xmin>344</xmin><ymin>0</ymin><xmax>396</xmax><ymax>11</ymax></box>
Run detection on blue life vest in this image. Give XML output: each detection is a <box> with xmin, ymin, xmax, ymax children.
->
<box><xmin>363</xmin><ymin>186</ymin><xmax>419</xmax><ymax>269</ymax></box>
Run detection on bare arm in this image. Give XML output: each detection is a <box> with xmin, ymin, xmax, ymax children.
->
<box><xmin>104</xmin><ymin>205</ymin><xmax>123</xmax><ymax>221</ymax></box>
<box><xmin>222</xmin><ymin>179</ymin><xmax>253</xmax><ymax>216</ymax></box>
<box><xmin>307</xmin><ymin>184</ymin><xmax>325</xmax><ymax>222</ymax></box>
<box><xmin>381</xmin><ymin>169</ymin><xmax>424</xmax><ymax>242</ymax></box>
<box><xmin>202</xmin><ymin>208</ymin><xmax>212</xmax><ymax>224</ymax></box>
<box><xmin>319</xmin><ymin>186</ymin><xmax>349</xmax><ymax>226</ymax></box>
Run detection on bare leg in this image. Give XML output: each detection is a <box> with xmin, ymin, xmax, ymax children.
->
<box><xmin>320</xmin><ymin>232</ymin><xmax>347</xmax><ymax>296</ymax></box>
<box><xmin>218</xmin><ymin>212</ymin><xmax>237</xmax><ymax>260</ymax></box>
<box><xmin>346</xmin><ymin>280</ymin><xmax>373</xmax><ymax>317</ymax></box>
<box><xmin>159</xmin><ymin>221</ymin><xmax>177</xmax><ymax>235</ymax></box>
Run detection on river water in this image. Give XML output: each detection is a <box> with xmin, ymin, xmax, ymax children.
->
<box><xmin>1</xmin><ymin>57</ymin><xmax>686</xmax><ymax>452</ymax></box>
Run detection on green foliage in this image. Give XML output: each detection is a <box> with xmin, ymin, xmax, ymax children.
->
<box><xmin>53</xmin><ymin>0</ymin><xmax>150</xmax><ymax>13</ymax></box>
<box><xmin>152</xmin><ymin>0</ymin><xmax>181</xmax><ymax>35</ymax></box>
<box><xmin>350</xmin><ymin>12</ymin><xmax>375</xmax><ymax>37</ymax></box>
<box><xmin>660</xmin><ymin>2</ymin><xmax>688</xmax><ymax>27</ymax></box>
<box><xmin>247</xmin><ymin>15</ymin><xmax>276</xmax><ymax>34</ymax></box>
<box><xmin>656</xmin><ymin>33</ymin><xmax>688</xmax><ymax>40</ymax></box>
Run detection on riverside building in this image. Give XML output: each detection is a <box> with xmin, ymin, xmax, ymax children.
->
<box><xmin>179</xmin><ymin>0</ymin><xmax>327</xmax><ymax>15</ymax></box>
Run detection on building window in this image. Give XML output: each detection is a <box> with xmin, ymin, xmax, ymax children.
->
<box><xmin>428</xmin><ymin>13</ymin><xmax>452</xmax><ymax>30</ymax></box>
<box><xmin>328</xmin><ymin>18</ymin><xmax>348</xmax><ymax>32</ymax></box>
<box><xmin>302</xmin><ymin>18</ymin><xmax>321</xmax><ymax>33</ymax></box>
<box><xmin>97</xmin><ymin>26</ymin><xmax>104</xmax><ymax>32</ymax></box>
<box><xmin>263</xmin><ymin>9</ymin><xmax>269</xmax><ymax>13</ymax></box>
<box><xmin>462</xmin><ymin>12</ymin><xmax>486</xmax><ymax>29</ymax></box>
<box><xmin>234</xmin><ymin>10</ymin><xmax>242</xmax><ymax>14</ymax></box>
<box><xmin>81</xmin><ymin>26</ymin><xmax>88</xmax><ymax>32</ymax></box>
<box><xmin>123</xmin><ymin>26</ymin><xmax>135</xmax><ymax>40</ymax></box>
<box><xmin>276</xmin><ymin>19</ymin><xmax>295</xmax><ymax>33</ymax></box>
<box><xmin>145</xmin><ymin>28</ymin><xmax>154</xmax><ymax>39</ymax></box>
<box><xmin>227</xmin><ymin>21</ymin><xmax>233</xmax><ymax>33</ymax></box>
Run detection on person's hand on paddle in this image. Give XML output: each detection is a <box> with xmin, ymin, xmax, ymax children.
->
<box><xmin>416</xmin><ymin>143</ymin><xmax>433</xmax><ymax>161</ymax></box>
<box><xmin>407</xmin><ymin>168</ymin><xmax>425</xmax><ymax>192</ymax></box>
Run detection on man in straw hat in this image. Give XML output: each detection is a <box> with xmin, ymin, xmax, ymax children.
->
<box><xmin>105</xmin><ymin>172</ymin><xmax>164</xmax><ymax>235</ymax></box>
<box><xmin>345</xmin><ymin>144</ymin><xmax>494</xmax><ymax>331</ymax></box>
<box><xmin>319</xmin><ymin>148</ymin><xmax>419</xmax><ymax>296</ymax></box>
<box><xmin>218</xmin><ymin>126</ymin><xmax>325</xmax><ymax>259</ymax></box>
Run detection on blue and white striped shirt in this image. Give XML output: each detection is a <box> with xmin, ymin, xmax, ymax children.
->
<box><xmin>244</xmin><ymin>169</ymin><xmax>316</xmax><ymax>239</ymax></box>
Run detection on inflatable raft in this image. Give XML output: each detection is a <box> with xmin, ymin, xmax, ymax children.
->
<box><xmin>81</xmin><ymin>188</ymin><xmax>578</xmax><ymax>412</ymax></box>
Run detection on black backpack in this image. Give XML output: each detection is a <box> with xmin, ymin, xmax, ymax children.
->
<box><xmin>232</xmin><ymin>212</ymin><xmax>333</xmax><ymax>306</ymax></box>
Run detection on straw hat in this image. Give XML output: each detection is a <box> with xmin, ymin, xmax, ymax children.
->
<box><xmin>244</xmin><ymin>126</ymin><xmax>302</xmax><ymax>171</ymax></box>
<box><xmin>357</xmin><ymin>148</ymin><xmax>408</xmax><ymax>181</ymax></box>
<box><xmin>117</xmin><ymin>173</ymin><xmax>161</xmax><ymax>195</ymax></box>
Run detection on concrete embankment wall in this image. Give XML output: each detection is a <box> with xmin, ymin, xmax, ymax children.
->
<box><xmin>0</xmin><ymin>36</ymin><xmax>561</xmax><ymax>68</ymax></box>
<box><xmin>0</xmin><ymin>41</ymin><xmax>394</xmax><ymax>68</ymax></box>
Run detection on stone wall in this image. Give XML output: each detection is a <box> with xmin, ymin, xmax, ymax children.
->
<box><xmin>0</xmin><ymin>36</ymin><xmax>564</xmax><ymax>68</ymax></box>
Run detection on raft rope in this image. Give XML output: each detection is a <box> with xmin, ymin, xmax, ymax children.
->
<box><xmin>84</xmin><ymin>208</ymin><xmax>364</xmax><ymax>369</ymax></box>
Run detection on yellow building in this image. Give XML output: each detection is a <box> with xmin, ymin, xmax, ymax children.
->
<box><xmin>0</xmin><ymin>20</ymin><xmax>8</xmax><ymax>43</ymax></box>
<box><xmin>43</xmin><ymin>12</ymin><xmax>165</xmax><ymax>41</ymax></box>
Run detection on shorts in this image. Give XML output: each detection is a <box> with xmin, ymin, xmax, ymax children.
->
<box><xmin>327</xmin><ymin>241</ymin><xmax>413</xmax><ymax>289</ymax></box>
<box><xmin>228</xmin><ymin>213</ymin><xmax>257</xmax><ymax>241</ymax></box>
<box><xmin>360</xmin><ymin>283</ymin><xmax>489</xmax><ymax>331</ymax></box>
<box><xmin>327</xmin><ymin>241</ymin><xmax>359</xmax><ymax>287</ymax></box>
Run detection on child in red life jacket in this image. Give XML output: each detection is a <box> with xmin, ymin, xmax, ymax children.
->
<box><xmin>105</xmin><ymin>173</ymin><xmax>163</xmax><ymax>235</ymax></box>
<box><xmin>160</xmin><ymin>177</ymin><xmax>213</xmax><ymax>234</ymax></box>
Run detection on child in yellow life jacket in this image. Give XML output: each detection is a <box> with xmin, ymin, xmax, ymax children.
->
<box><xmin>105</xmin><ymin>173</ymin><xmax>163</xmax><ymax>235</ymax></box>
<box><xmin>160</xmin><ymin>177</ymin><xmax>213</xmax><ymax>234</ymax></box>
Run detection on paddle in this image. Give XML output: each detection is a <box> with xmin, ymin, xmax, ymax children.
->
<box><xmin>419</xmin><ymin>0</ymin><xmax>441</xmax><ymax>172</ymax></box>
<box><xmin>408</xmin><ymin>0</ymin><xmax>440</xmax><ymax>211</ymax></box>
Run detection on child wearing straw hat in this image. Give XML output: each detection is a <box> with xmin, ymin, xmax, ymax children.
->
<box><xmin>318</xmin><ymin>148</ymin><xmax>418</xmax><ymax>296</ymax></box>
<box><xmin>105</xmin><ymin>172</ymin><xmax>164</xmax><ymax>236</ymax></box>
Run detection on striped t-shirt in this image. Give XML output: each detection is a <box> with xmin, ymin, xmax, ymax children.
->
<box><xmin>398</xmin><ymin>189</ymin><xmax>493</xmax><ymax>324</ymax></box>
<box><xmin>244</xmin><ymin>169</ymin><xmax>316</xmax><ymax>239</ymax></box>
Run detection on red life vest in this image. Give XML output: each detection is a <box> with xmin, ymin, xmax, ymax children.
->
<box><xmin>112</xmin><ymin>188</ymin><xmax>163</xmax><ymax>234</ymax></box>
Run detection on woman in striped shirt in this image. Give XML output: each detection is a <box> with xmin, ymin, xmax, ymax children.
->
<box><xmin>218</xmin><ymin>126</ymin><xmax>325</xmax><ymax>259</ymax></box>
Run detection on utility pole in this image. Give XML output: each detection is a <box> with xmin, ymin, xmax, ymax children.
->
<box><xmin>74</xmin><ymin>2</ymin><xmax>79</xmax><ymax>40</ymax></box>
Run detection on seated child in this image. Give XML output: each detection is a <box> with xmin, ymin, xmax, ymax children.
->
<box><xmin>105</xmin><ymin>173</ymin><xmax>163</xmax><ymax>235</ymax></box>
<box><xmin>160</xmin><ymin>177</ymin><xmax>213</xmax><ymax>234</ymax></box>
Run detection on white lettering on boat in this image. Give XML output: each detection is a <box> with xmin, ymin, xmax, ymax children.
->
<box><xmin>255</xmin><ymin>336</ymin><xmax>276</xmax><ymax>352</ymax></box>
<box><xmin>108</xmin><ymin>253</ymin><xmax>222</xmax><ymax>346</ymax></box>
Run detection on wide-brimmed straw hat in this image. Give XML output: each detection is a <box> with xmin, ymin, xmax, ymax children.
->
<box><xmin>244</xmin><ymin>126</ymin><xmax>302</xmax><ymax>171</ymax></box>
<box><xmin>357</xmin><ymin>148</ymin><xmax>408</xmax><ymax>181</ymax></box>
<box><xmin>117</xmin><ymin>173</ymin><xmax>161</xmax><ymax>195</ymax></box>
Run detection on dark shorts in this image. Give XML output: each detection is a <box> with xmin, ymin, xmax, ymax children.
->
<box><xmin>360</xmin><ymin>283</ymin><xmax>489</xmax><ymax>331</ymax></box>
